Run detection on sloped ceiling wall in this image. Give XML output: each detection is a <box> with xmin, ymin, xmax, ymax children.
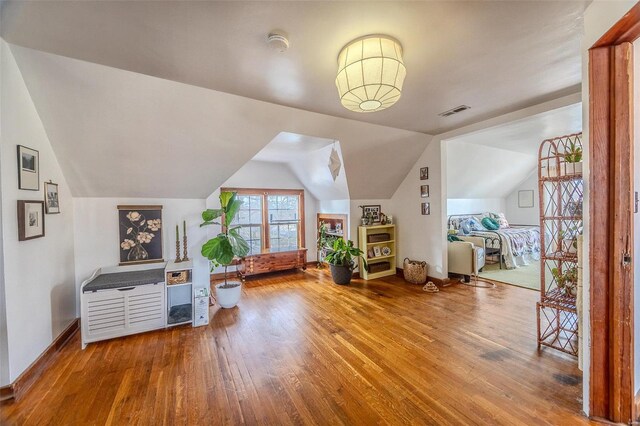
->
<box><xmin>446</xmin><ymin>140</ymin><xmax>536</xmax><ymax>199</ymax></box>
<box><xmin>252</xmin><ymin>132</ymin><xmax>350</xmax><ymax>201</ymax></box>
<box><xmin>9</xmin><ymin>44</ymin><xmax>430</xmax><ymax>199</ymax></box>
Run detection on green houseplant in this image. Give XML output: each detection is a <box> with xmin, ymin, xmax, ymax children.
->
<box><xmin>324</xmin><ymin>238</ymin><xmax>367</xmax><ymax>285</ymax></box>
<box><xmin>563</xmin><ymin>141</ymin><xmax>583</xmax><ymax>176</ymax></box>
<box><xmin>200</xmin><ymin>191</ymin><xmax>250</xmax><ymax>308</ymax></box>
<box><xmin>551</xmin><ymin>266</ymin><xmax>578</xmax><ymax>297</ymax></box>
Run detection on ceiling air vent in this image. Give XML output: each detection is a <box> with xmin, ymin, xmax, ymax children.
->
<box><xmin>438</xmin><ymin>105</ymin><xmax>471</xmax><ymax>117</ymax></box>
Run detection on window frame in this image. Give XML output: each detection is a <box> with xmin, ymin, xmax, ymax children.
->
<box><xmin>221</xmin><ymin>187</ymin><xmax>306</xmax><ymax>253</ymax></box>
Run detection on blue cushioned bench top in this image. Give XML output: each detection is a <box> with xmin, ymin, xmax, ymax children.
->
<box><xmin>83</xmin><ymin>268</ymin><xmax>165</xmax><ymax>293</ymax></box>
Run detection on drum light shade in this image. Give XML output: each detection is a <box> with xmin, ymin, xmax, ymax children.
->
<box><xmin>335</xmin><ymin>35</ymin><xmax>406</xmax><ymax>113</ymax></box>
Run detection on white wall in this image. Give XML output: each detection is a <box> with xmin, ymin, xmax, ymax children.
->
<box><xmin>73</xmin><ymin>197</ymin><xmax>209</xmax><ymax>312</ymax></box>
<box><xmin>0</xmin><ymin>20</ymin><xmax>9</xmax><ymax>386</ymax></box>
<box><xmin>390</xmin><ymin>138</ymin><xmax>445</xmax><ymax>278</ymax></box>
<box><xmin>447</xmin><ymin>198</ymin><xmax>506</xmax><ymax>217</ymax></box>
<box><xmin>581</xmin><ymin>0</ymin><xmax>638</xmax><ymax>415</ymax></box>
<box><xmin>0</xmin><ymin>41</ymin><xmax>76</xmax><ymax>383</ymax></box>
<box><xmin>505</xmin><ymin>171</ymin><xmax>539</xmax><ymax>226</ymax></box>
<box><xmin>446</xmin><ymin>140</ymin><xmax>537</xmax><ymax>199</ymax></box>
<box><xmin>206</xmin><ymin>160</ymin><xmax>320</xmax><ymax>262</ymax></box>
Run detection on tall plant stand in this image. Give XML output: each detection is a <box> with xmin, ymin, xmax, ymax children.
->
<box><xmin>536</xmin><ymin>133</ymin><xmax>583</xmax><ymax>356</ymax></box>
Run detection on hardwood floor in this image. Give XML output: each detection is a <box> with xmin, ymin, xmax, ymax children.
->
<box><xmin>0</xmin><ymin>270</ymin><xmax>591</xmax><ymax>425</ymax></box>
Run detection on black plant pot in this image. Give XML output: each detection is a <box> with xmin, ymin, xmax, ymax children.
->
<box><xmin>329</xmin><ymin>263</ymin><xmax>354</xmax><ymax>285</ymax></box>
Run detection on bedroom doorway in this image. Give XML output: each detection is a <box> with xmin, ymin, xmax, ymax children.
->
<box><xmin>444</xmin><ymin>102</ymin><xmax>581</xmax><ymax>293</ymax></box>
<box><xmin>587</xmin><ymin>3</ymin><xmax>639</xmax><ymax>422</ymax></box>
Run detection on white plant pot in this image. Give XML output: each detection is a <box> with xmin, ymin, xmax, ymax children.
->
<box><xmin>562</xmin><ymin>162</ymin><xmax>582</xmax><ymax>176</ymax></box>
<box><xmin>215</xmin><ymin>281</ymin><xmax>242</xmax><ymax>309</ymax></box>
<box><xmin>542</xmin><ymin>162</ymin><xmax>582</xmax><ymax>178</ymax></box>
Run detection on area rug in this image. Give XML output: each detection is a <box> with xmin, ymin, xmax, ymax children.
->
<box><xmin>478</xmin><ymin>260</ymin><xmax>540</xmax><ymax>291</ymax></box>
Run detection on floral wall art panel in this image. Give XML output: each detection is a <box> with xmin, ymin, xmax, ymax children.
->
<box><xmin>117</xmin><ymin>205</ymin><xmax>164</xmax><ymax>265</ymax></box>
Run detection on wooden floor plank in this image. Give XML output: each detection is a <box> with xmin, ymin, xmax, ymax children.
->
<box><xmin>0</xmin><ymin>269</ymin><xmax>591</xmax><ymax>425</ymax></box>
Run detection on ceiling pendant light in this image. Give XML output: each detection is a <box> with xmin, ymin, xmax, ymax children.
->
<box><xmin>335</xmin><ymin>35</ymin><xmax>406</xmax><ymax>113</ymax></box>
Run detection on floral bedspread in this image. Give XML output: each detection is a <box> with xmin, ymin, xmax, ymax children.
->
<box><xmin>471</xmin><ymin>226</ymin><xmax>541</xmax><ymax>269</ymax></box>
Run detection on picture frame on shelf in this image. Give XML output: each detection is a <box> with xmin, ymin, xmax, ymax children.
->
<box><xmin>117</xmin><ymin>205</ymin><xmax>164</xmax><ymax>265</ymax></box>
<box><xmin>419</xmin><ymin>167</ymin><xmax>429</xmax><ymax>180</ymax></box>
<box><xmin>373</xmin><ymin>246</ymin><xmax>382</xmax><ymax>257</ymax></box>
<box><xmin>17</xmin><ymin>145</ymin><xmax>39</xmax><ymax>191</ymax></box>
<box><xmin>421</xmin><ymin>202</ymin><xmax>430</xmax><ymax>215</ymax></box>
<box><xmin>362</xmin><ymin>205</ymin><xmax>381</xmax><ymax>223</ymax></box>
<box><xmin>420</xmin><ymin>184</ymin><xmax>429</xmax><ymax>198</ymax></box>
<box><xmin>367</xmin><ymin>248</ymin><xmax>375</xmax><ymax>259</ymax></box>
<box><xmin>381</xmin><ymin>246</ymin><xmax>391</xmax><ymax>256</ymax></box>
<box><xmin>518</xmin><ymin>190</ymin><xmax>534</xmax><ymax>208</ymax></box>
<box><xmin>18</xmin><ymin>200</ymin><xmax>45</xmax><ymax>241</ymax></box>
<box><xmin>44</xmin><ymin>181</ymin><xmax>60</xmax><ymax>214</ymax></box>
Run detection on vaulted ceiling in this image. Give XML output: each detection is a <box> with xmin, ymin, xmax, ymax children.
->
<box><xmin>1</xmin><ymin>1</ymin><xmax>589</xmax><ymax>200</ymax></box>
<box><xmin>2</xmin><ymin>0</ymin><xmax>588</xmax><ymax>134</ymax></box>
<box><xmin>8</xmin><ymin>44</ymin><xmax>428</xmax><ymax>199</ymax></box>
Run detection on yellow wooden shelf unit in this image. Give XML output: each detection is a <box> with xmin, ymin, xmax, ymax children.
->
<box><xmin>358</xmin><ymin>224</ymin><xmax>396</xmax><ymax>280</ymax></box>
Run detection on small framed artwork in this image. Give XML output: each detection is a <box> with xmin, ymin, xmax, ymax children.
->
<box><xmin>362</xmin><ymin>205</ymin><xmax>381</xmax><ymax>222</ymax></box>
<box><xmin>381</xmin><ymin>246</ymin><xmax>391</xmax><ymax>256</ymax></box>
<box><xmin>367</xmin><ymin>248</ymin><xmax>375</xmax><ymax>259</ymax></box>
<box><xmin>373</xmin><ymin>246</ymin><xmax>382</xmax><ymax>257</ymax></box>
<box><xmin>421</xmin><ymin>202</ymin><xmax>430</xmax><ymax>215</ymax></box>
<box><xmin>518</xmin><ymin>190</ymin><xmax>535</xmax><ymax>208</ymax></box>
<box><xmin>420</xmin><ymin>185</ymin><xmax>429</xmax><ymax>198</ymax></box>
<box><xmin>44</xmin><ymin>181</ymin><xmax>60</xmax><ymax>214</ymax></box>
<box><xmin>17</xmin><ymin>145</ymin><xmax>39</xmax><ymax>191</ymax></box>
<box><xmin>18</xmin><ymin>200</ymin><xmax>45</xmax><ymax>241</ymax></box>
<box><xmin>420</xmin><ymin>167</ymin><xmax>429</xmax><ymax>180</ymax></box>
<box><xmin>118</xmin><ymin>205</ymin><xmax>164</xmax><ymax>265</ymax></box>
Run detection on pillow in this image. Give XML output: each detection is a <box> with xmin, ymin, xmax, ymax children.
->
<box><xmin>491</xmin><ymin>212</ymin><xmax>510</xmax><ymax>228</ymax></box>
<box><xmin>459</xmin><ymin>219</ymin><xmax>472</xmax><ymax>235</ymax></box>
<box><xmin>481</xmin><ymin>217</ymin><xmax>500</xmax><ymax>230</ymax></box>
<box><xmin>467</xmin><ymin>217</ymin><xmax>487</xmax><ymax>231</ymax></box>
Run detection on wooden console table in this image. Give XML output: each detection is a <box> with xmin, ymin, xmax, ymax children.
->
<box><xmin>239</xmin><ymin>248</ymin><xmax>307</xmax><ymax>277</ymax></box>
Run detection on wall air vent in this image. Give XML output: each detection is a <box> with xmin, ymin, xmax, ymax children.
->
<box><xmin>438</xmin><ymin>105</ymin><xmax>471</xmax><ymax>117</ymax></box>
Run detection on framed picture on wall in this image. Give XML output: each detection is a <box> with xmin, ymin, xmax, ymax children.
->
<box><xmin>17</xmin><ymin>145</ymin><xmax>39</xmax><ymax>191</ymax></box>
<box><xmin>18</xmin><ymin>200</ymin><xmax>45</xmax><ymax>241</ymax></box>
<box><xmin>44</xmin><ymin>181</ymin><xmax>60</xmax><ymax>214</ymax></box>
<box><xmin>518</xmin><ymin>190</ymin><xmax>535</xmax><ymax>208</ymax></box>
<box><xmin>420</xmin><ymin>167</ymin><xmax>429</xmax><ymax>180</ymax></box>
<box><xmin>117</xmin><ymin>205</ymin><xmax>164</xmax><ymax>265</ymax></box>
<box><xmin>362</xmin><ymin>205</ymin><xmax>381</xmax><ymax>223</ymax></box>
<box><xmin>420</xmin><ymin>185</ymin><xmax>429</xmax><ymax>198</ymax></box>
<box><xmin>421</xmin><ymin>202</ymin><xmax>430</xmax><ymax>215</ymax></box>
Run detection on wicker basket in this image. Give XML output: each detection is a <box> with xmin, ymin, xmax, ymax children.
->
<box><xmin>403</xmin><ymin>258</ymin><xmax>428</xmax><ymax>284</ymax></box>
<box><xmin>167</xmin><ymin>270</ymin><xmax>189</xmax><ymax>285</ymax></box>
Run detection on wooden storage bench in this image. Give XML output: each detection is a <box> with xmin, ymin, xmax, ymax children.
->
<box><xmin>239</xmin><ymin>248</ymin><xmax>307</xmax><ymax>277</ymax></box>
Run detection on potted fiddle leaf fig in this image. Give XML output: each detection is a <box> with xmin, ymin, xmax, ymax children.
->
<box><xmin>200</xmin><ymin>191</ymin><xmax>250</xmax><ymax>308</ymax></box>
<box><xmin>324</xmin><ymin>238</ymin><xmax>367</xmax><ymax>285</ymax></box>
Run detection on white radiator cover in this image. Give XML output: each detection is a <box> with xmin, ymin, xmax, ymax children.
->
<box><xmin>82</xmin><ymin>283</ymin><xmax>165</xmax><ymax>346</ymax></box>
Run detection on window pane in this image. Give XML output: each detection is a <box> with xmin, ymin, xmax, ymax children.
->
<box><xmin>250</xmin><ymin>209</ymin><xmax>262</xmax><ymax>224</ymax></box>
<box><xmin>237</xmin><ymin>209</ymin><xmax>250</xmax><ymax>224</ymax></box>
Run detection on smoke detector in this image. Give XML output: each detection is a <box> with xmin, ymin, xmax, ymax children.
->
<box><xmin>267</xmin><ymin>32</ymin><xmax>289</xmax><ymax>52</ymax></box>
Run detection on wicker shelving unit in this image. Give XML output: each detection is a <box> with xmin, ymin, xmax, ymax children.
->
<box><xmin>536</xmin><ymin>133</ymin><xmax>583</xmax><ymax>357</ymax></box>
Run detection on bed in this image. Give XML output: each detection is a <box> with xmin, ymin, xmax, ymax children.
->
<box><xmin>447</xmin><ymin>213</ymin><xmax>541</xmax><ymax>270</ymax></box>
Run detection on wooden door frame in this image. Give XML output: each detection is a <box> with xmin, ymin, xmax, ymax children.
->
<box><xmin>589</xmin><ymin>3</ymin><xmax>640</xmax><ymax>423</ymax></box>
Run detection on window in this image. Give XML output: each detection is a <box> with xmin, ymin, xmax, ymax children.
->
<box><xmin>233</xmin><ymin>194</ymin><xmax>263</xmax><ymax>255</ymax></box>
<box><xmin>268</xmin><ymin>195</ymin><xmax>299</xmax><ymax>251</ymax></box>
<box><xmin>222</xmin><ymin>188</ymin><xmax>305</xmax><ymax>254</ymax></box>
